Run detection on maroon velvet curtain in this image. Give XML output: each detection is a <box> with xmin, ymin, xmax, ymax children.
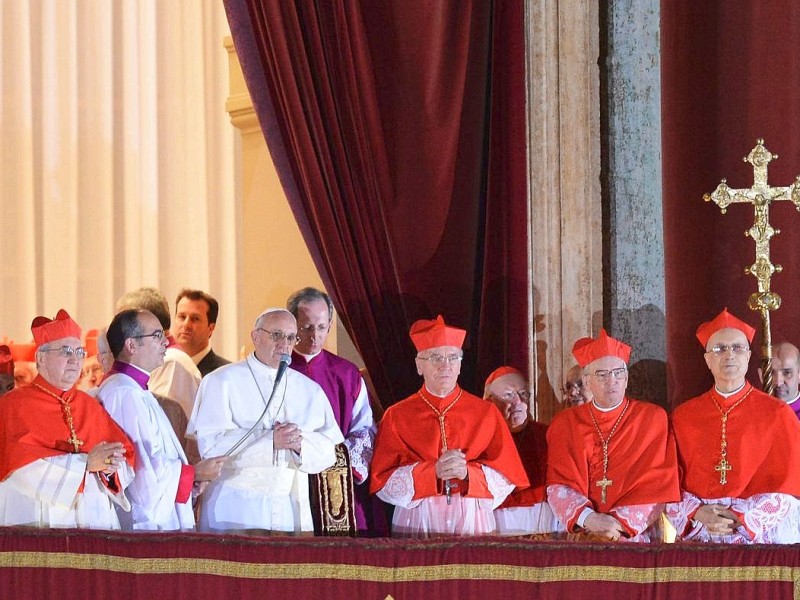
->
<box><xmin>224</xmin><ymin>0</ymin><xmax>528</xmax><ymax>406</ymax></box>
<box><xmin>662</xmin><ymin>1</ymin><xmax>800</xmax><ymax>408</ymax></box>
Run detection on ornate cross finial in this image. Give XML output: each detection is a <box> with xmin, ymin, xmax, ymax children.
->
<box><xmin>703</xmin><ymin>139</ymin><xmax>800</xmax><ymax>394</ymax></box>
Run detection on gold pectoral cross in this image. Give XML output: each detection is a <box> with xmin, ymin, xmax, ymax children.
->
<box><xmin>596</xmin><ymin>476</ymin><xmax>613</xmax><ymax>504</ymax></box>
<box><xmin>66</xmin><ymin>431</ymin><xmax>84</xmax><ymax>453</ymax></box>
<box><xmin>715</xmin><ymin>456</ymin><xmax>732</xmax><ymax>485</ymax></box>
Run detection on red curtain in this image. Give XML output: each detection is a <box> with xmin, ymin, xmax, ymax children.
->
<box><xmin>662</xmin><ymin>2</ymin><xmax>800</xmax><ymax>408</ymax></box>
<box><xmin>224</xmin><ymin>0</ymin><xmax>528</xmax><ymax>406</ymax></box>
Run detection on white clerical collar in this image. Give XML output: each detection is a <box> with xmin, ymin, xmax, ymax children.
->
<box><xmin>788</xmin><ymin>392</ymin><xmax>800</xmax><ymax>406</ymax></box>
<box><xmin>191</xmin><ymin>343</ymin><xmax>212</xmax><ymax>366</ymax></box>
<box><xmin>424</xmin><ymin>384</ymin><xmax>455</xmax><ymax>398</ymax></box>
<box><xmin>592</xmin><ymin>399</ymin><xmax>624</xmax><ymax>412</ymax></box>
<box><xmin>248</xmin><ymin>352</ymin><xmax>279</xmax><ymax>374</ymax></box>
<box><xmin>297</xmin><ymin>350</ymin><xmax>322</xmax><ymax>361</ymax></box>
<box><xmin>715</xmin><ymin>381</ymin><xmax>746</xmax><ymax>398</ymax></box>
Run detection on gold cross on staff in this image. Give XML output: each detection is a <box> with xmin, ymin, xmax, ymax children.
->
<box><xmin>596</xmin><ymin>476</ymin><xmax>612</xmax><ymax>504</ymax></box>
<box><xmin>703</xmin><ymin>139</ymin><xmax>800</xmax><ymax>395</ymax></box>
<box><xmin>714</xmin><ymin>456</ymin><xmax>732</xmax><ymax>486</ymax></box>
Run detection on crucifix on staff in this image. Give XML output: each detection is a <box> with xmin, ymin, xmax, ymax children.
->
<box><xmin>703</xmin><ymin>139</ymin><xmax>800</xmax><ymax>394</ymax></box>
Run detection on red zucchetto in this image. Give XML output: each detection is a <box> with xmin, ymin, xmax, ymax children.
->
<box><xmin>409</xmin><ymin>315</ymin><xmax>466</xmax><ymax>352</ymax></box>
<box><xmin>484</xmin><ymin>366</ymin><xmax>524</xmax><ymax>390</ymax></box>
<box><xmin>31</xmin><ymin>309</ymin><xmax>82</xmax><ymax>347</ymax></box>
<box><xmin>571</xmin><ymin>328</ymin><xmax>631</xmax><ymax>368</ymax></box>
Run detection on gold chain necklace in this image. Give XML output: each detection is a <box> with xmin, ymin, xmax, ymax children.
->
<box><xmin>418</xmin><ymin>388</ymin><xmax>463</xmax><ymax>451</ymax></box>
<box><xmin>710</xmin><ymin>385</ymin><xmax>753</xmax><ymax>485</ymax></box>
<box><xmin>587</xmin><ymin>399</ymin><xmax>630</xmax><ymax>504</ymax></box>
<box><xmin>419</xmin><ymin>388</ymin><xmax>463</xmax><ymax>505</ymax></box>
<box><xmin>33</xmin><ymin>383</ymin><xmax>84</xmax><ymax>453</ymax></box>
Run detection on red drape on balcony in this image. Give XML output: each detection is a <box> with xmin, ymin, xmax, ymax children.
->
<box><xmin>223</xmin><ymin>0</ymin><xmax>528</xmax><ymax>406</ymax></box>
<box><xmin>662</xmin><ymin>1</ymin><xmax>800</xmax><ymax>408</ymax></box>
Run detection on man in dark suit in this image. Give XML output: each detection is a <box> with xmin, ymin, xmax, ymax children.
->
<box><xmin>173</xmin><ymin>289</ymin><xmax>231</xmax><ymax>377</ymax></box>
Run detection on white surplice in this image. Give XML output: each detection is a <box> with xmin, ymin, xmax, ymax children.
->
<box><xmin>98</xmin><ymin>370</ymin><xmax>195</xmax><ymax>531</ymax></box>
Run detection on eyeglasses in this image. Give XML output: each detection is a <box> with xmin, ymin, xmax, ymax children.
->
<box><xmin>257</xmin><ymin>328</ymin><xmax>299</xmax><ymax>344</ymax></box>
<box><xmin>498</xmin><ymin>389</ymin><xmax>532</xmax><ymax>402</ymax></box>
<box><xmin>561</xmin><ymin>381</ymin><xmax>584</xmax><ymax>394</ymax></box>
<box><xmin>131</xmin><ymin>330</ymin><xmax>166</xmax><ymax>341</ymax></box>
<box><xmin>299</xmin><ymin>323</ymin><xmax>331</xmax><ymax>335</ymax></box>
<box><xmin>706</xmin><ymin>343</ymin><xmax>750</xmax><ymax>355</ymax></box>
<box><xmin>39</xmin><ymin>346</ymin><xmax>87</xmax><ymax>359</ymax></box>
<box><xmin>590</xmin><ymin>367</ymin><xmax>628</xmax><ymax>382</ymax></box>
<box><xmin>417</xmin><ymin>353</ymin><xmax>463</xmax><ymax>365</ymax></box>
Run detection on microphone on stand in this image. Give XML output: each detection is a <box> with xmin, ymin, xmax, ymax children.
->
<box><xmin>224</xmin><ymin>353</ymin><xmax>293</xmax><ymax>457</ymax></box>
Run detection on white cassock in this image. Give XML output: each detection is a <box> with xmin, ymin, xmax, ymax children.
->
<box><xmin>0</xmin><ymin>457</ymin><xmax>132</xmax><ymax>529</ymax></box>
<box><xmin>98</xmin><ymin>369</ymin><xmax>195</xmax><ymax>531</ymax></box>
<box><xmin>187</xmin><ymin>354</ymin><xmax>344</xmax><ymax>533</ymax></box>
<box><xmin>149</xmin><ymin>346</ymin><xmax>201</xmax><ymax>419</ymax></box>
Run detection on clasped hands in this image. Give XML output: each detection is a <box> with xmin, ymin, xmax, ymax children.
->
<box><xmin>87</xmin><ymin>441</ymin><xmax>127</xmax><ymax>475</ymax></box>
<box><xmin>273</xmin><ymin>421</ymin><xmax>303</xmax><ymax>453</ymax></box>
<box><xmin>694</xmin><ymin>504</ymin><xmax>742</xmax><ymax>536</ymax></box>
<box><xmin>435</xmin><ymin>449</ymin><xmax>467</xmax><ymax>481</ymax></box>
<box><xmin>583</xmin><ymin>512</ymin><xmax>627</xmax><ymax>541</ymax></box>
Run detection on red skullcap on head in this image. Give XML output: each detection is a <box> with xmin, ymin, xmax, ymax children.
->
<box><xmin>484</xmin><ymin>366</ymin><xmax>524</xmax><ymax>391</ymax></box>
<box><xmin>0</xmin><ymin>345</ymin><xmax>13</xmax><ymax>375</ymax></box>
<box><xmin>84</xmin><ymin>329</ymin><xmax>99</xmax><ymax>357</ymax></box>
<box><xmin>31</xmin><ymin>309</ymin><xmax>82</xmax><ymax>347</ymax></box>
<box><xmin>410</xmin><ymin>315</ymin><xmax>466</xmax><ymax>352</ymax></box>
<box><xmin>571</xmin><ymin>328</ymin><xmax>631</xmax><ymax>368</ymax></box>
<box><xmin>9</xmin><ymin>343</ymin><xmax>36</xmax><ymax>363</ymax></box>
<box><xmin>696</xmin><ymin>307</ymin><xmax>756</xmax><ymax>348</ymax></box>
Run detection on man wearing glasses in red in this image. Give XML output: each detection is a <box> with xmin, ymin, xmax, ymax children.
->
<box><xmin>370</xmin><ymin>316</ymin><xmax>528</xmax><ymax>537</ymax></box>
<box><xmin>668</xmin><ymin>308</ymin><xmax>800</xmax><ymax>543</ymax></box>
<box><xmin>546</xmin><ymin>329</ymin><xmax>679</xmax><ymax>542</ymax></box>
<box><xmin>0</xmin><ymin>309</ymin><xmax>134</xmax><ymax>529</ymax></box>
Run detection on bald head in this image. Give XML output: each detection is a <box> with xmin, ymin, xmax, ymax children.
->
<box><xmin>769</xmin><ymin>342</ymin><xmax>800</xmax><ymax>404</ymax></box>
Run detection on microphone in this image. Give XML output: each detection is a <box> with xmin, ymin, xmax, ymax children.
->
<box><xmin>224</xmin><ymin>353</ymin><xmax>293</xmax><ymax>457</ymax></box>
<box><xmin>275</xmin><ymin>353</ymin><xmax>292</xmax><ymax>384</ymax></box>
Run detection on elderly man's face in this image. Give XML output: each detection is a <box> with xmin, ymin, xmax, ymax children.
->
<box><xmin>294</xmin><ymin>299</ymin><xmax>332</xmax><ymax>356</ymax></box>
<box><xmin>562</xmin><ymin>365</ymin><xmax>591</xmax><ymax>407</ymax></box>
<box><xmin>770</xmin><ymin>347</ymin><xmax>800</xmax><ymax>403</ymax></box>
<box><xmin>487</xmin><ymin>372</ymin><xmax>530</xmax><ymax>432</ymax></box>
<box><xmin>416</xmin><ymin>345</ymin><xmax>462</xmax><ymax>396</ymax></box>
<box><xmin>252</xmin><ymin>311</ymin><xmax>298</xmax><ymax>368</ymax></box>
<box><xmin>81</xmin><ymin>356</ymin><xmax>105</xmax><ymax>388</ymax></box>
<box><xmin>583</xmin><ymin>355</ymin><xmax>628</xmax><ymax>409</ymax></box>
<box><xmin>36</xmin><ymin>336</ymin><xmax>84</xmax><ymax>390</ymax></box>
<box><xmin>704</xmin><ymin>328</ymin><xmax>751</xmax><ymax>387</ymax></box>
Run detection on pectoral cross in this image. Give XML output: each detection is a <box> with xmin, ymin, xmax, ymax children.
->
<box><xmin>704</xmin><ymin>139</ymin><xmax>800</xmax><ymax>395</ymax></box>
<box><xmin>66</xmin><ymin>431</ymin><xmax>84</xmax><ymax>453</ymax></box>
<box><xmin>715</xmin><ymin>456</ymin><xmax>732</xmax><ymax>486</ymax></box>
<box><xmin>596</xmin><ymin>476</ymin><xmax>613</xmax><ymax>504</ymax></box>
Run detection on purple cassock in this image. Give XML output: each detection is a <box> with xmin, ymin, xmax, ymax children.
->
<box><xmin>291</xmin><ymin>349</ymin><xmax>388</xmax><ymax>536</ymax></box>
<box><xmin>788</xmin><ymin>397</ymin><xmax>800</xmax><ymax>420</ymax></box>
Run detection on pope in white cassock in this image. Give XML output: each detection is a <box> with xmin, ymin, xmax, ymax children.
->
<box><xmin>187</xmin><ymin>308</ymin><xmax>344</xmax><ymax>534</ymax></box>
<box><xmin>98</xmin><ymin>309</ymin><xmax>227</xmax><ymax>531</ymax></box>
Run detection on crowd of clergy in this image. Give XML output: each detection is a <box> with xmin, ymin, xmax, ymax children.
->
<box><xmin>1</xmin><ymin>286</ymin><xmax>799</xmax><ymax>544</ymax></box>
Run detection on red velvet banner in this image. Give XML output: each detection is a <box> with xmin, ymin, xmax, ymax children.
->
<box><xmin>1</xmin><ymin>528</ymin><xmax>798</xmax><ymax>599</ymax></box>
<box><xmin>662</xmin><ymin>1</ymin><xmax>800</xmax><ymax>408</ymax></box>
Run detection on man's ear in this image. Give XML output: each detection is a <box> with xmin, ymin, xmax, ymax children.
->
<box><xmin>208</xmin><ymin>322</ymin><xmax>216</xmax><ymax>336</ymax></box>
<box><xmin>757</xmin><ymin>367</ymin><xmax>764</xmax><ymax>384</ymax></box>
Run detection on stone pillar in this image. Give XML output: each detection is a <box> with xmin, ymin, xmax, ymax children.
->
<box><xmin>602</xmin><ymin>1</ymin><xmax>666</xmax><ymax>409</ymax></box>
<box><xmin>525</xmin><ymin>0</ymin><xmax>603</xmax><ymax>422</ymax></box>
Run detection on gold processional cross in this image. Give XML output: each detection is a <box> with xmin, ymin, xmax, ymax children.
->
<box><xmin>704</xmin><ymin>139</ymin><xmax>800</xmax><ymax>395</ymax></box>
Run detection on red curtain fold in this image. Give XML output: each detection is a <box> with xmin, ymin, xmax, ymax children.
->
<box><xmin>224</xmin><ymin>0</ymin><xmax>528</xmax><ymax>405</ymax></box>
<box><xmin>662</xmin><ymin>1</ymin><xmax>800</xmax><ymax>408</ymax></box>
